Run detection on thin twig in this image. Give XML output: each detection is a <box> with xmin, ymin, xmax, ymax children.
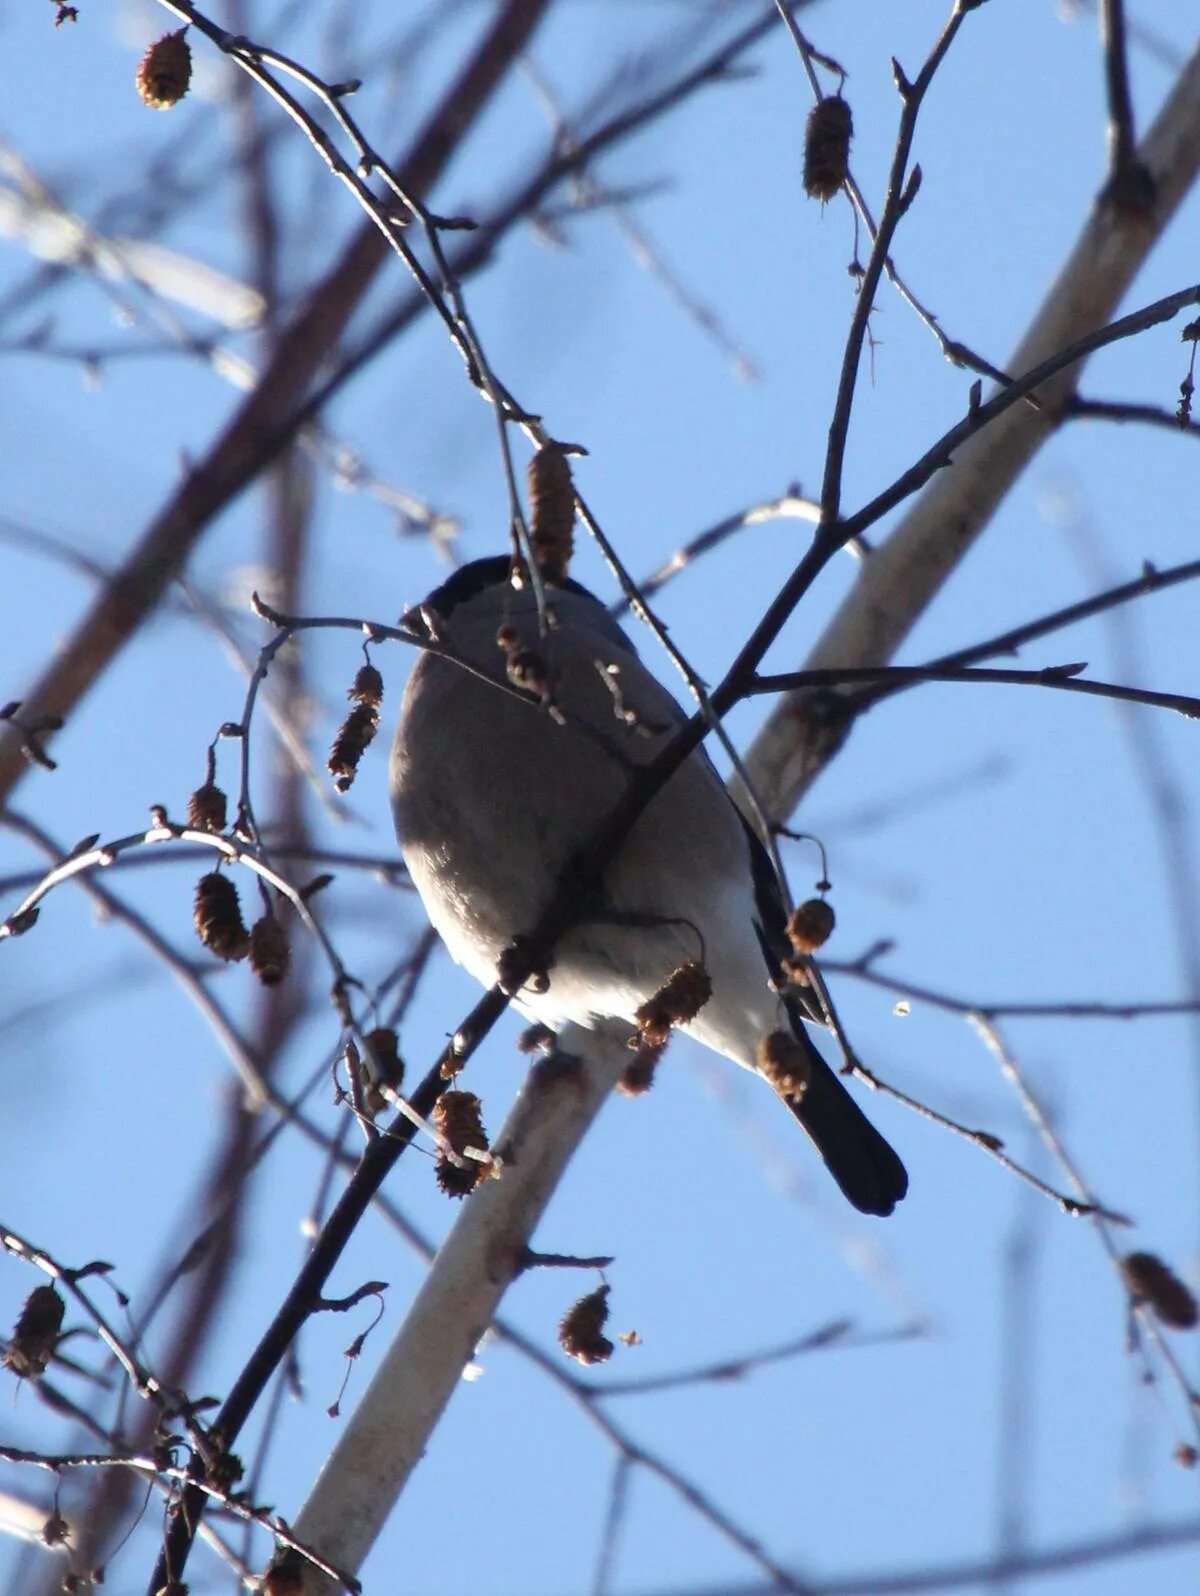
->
<box><xmin>591</xmin><ymin>1319</ymin><xmax>922</xmax><ymax>1398</ymax></box>
<box><xmin>1098</xmin><ymin>0</ymin><xmax>1140</xmax><ymax>189</ymax></box>
<box><xmin>843</xmin><ymin>283</ymin><xmax>1200</xmax><ymax>545</ymax></box>
<box><xmin>819</xmin><ymin>3</ymin><xmax>973</xmax><ymax>523</ymax></box>
<box><xmin>922</xmin><ymin>557</ymin><xmax>1200</xmax><ymax>675</ymax></box>
<box><xmin>1066</xmin><ymin>393</ymin><xmax>1200</xmax><ymax>435</ymax></box>
<box><xmin>613</xmin><ymin>490</ymin><xmax>821</xmax><ymax>614</ymax></box>
<box><xmin>748</xmin><ymin>661</ymin><xmax>1200</xmax><ymax>719</ymax></box>
<box><xmin>0</xmin><ymin>0</ymin><xmax>551</xmax><ymax>805</ymax></box>
<box><xmin>970</xmin><ymin>1016</ymin><xmax>1200</xmax><ymax>1450</ymax></box>
<box><xmin>825</xmin><ymin>951</ymin><xmax>1200</xmax><ymax>1022</ymax></box>
<box><xmin>591</xmin><ymin>1454</ymin><xmax>632</xmax><ymax>1596</ymax></box>
<box><xmin>775</xmin><ymin>5</ymin><xmax>1014</xmax><ymax>389</ymax></box>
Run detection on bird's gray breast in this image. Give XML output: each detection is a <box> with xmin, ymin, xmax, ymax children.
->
<box><xmin>391</xmin><ymin>604</ymin><xmax>648</xmax><ymax>963</ymax></box>
<box><xmin>390</xmin><ymin>583</ymin><xmax>754</xmax><ymax>1010</ymax></box>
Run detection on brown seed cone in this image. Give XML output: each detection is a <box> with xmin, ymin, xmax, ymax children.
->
<box><xmin>433</xmin><ymin>1090</ymin><xmax>489</xmax><ymax>1198</ymax></box>
<box><xmin>348</xmin><ymin>663</ymin><xmax>384</xmax><ymax>708</ymax></box>
<box><xmin>528</xmin><ymin>444</ymin><xmax>576</xmax><ymax>584</ymax></box>
<box><xmin>4</xmin><ymin>1285</ymin><xmax>65</xmax><ymax>1378</ymax></box>
<box><xmin>618</xmin><ymin>1041</ymin><xmax>665</xmax><ymax>1097</ymax></box>
<box><xmin>186</xmin><ymin>781</ymin><xmax>228</xmax><ymax>833</ymax></box>
<box><xmin>559</xmin><ymin>1285</ymin><xmax>614</xmax><ymax>1365</ymax></box>
<box><xmin>328</xmin><ymin>702</ymin><xmax>379</xmax><ymax>792</ymax></box>
<box><xmin>804</xmin><ymin>96</ymin><xmax>853</xmax><ymax>202</ymax></box>
<box><xmin>505</xmin><ymin>647</ymin><xmax>551</xmax><ymax>701</ymax></box>
<box><xmin>633</xmin><ymin>997</ymin><xmax>673</xmax><ymax>1049</ymax></box>
<box><xmin>249</xmin><ymin>913</ymin><xmax>290</xmax><ymax>987</ymax></box>
<box><xmin>756</xmin><ymin>1030</ymin><xmax>812</xmax><ymax>1104</ymax></box>
<box><xmin>634</xmin><ymin>960</ymin><xmax>712</xmax><ymax>1046</ymax></box>
<box><xmin>41</xmin><ymin>1511</ymin><xmax>69</xmax><ymax>1547</ymax></box>
<box><xmin>136</xmin><ymin>28</ymin><xmax>192</xmax><ymax>110</ymax></box>
<box><xmin>364</xmin><ymin>1026</ymin><xmax>404</xmax><ymax>1090</ymax></box>
<box><xmin>194</xmin><ymin>871</ymin><xmax>250</xmax><ymax>961</ymax></box>
<box><xmin>787</xmin><ymin>897</ymin><xmax>836</xmax><ymax>954</ymax></box>
<box><xmin>1121</xmin><ymin>1251</ymin><xmax>1198</xmax><ymax>1330</ymax></box>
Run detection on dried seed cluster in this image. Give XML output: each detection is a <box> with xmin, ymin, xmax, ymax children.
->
<box><xmin>495</xmin><ymin>624</ymin><xmax>552</xmax><ymax>704</ymax></box>
<box><xmin>329</xmin><ymin>664</ymin><xmax>384</xmax><ymax>792</ymax></box>
<box><xmin>4</xmin><ymin>1284</ymin><xmax>65</xmax><ymax>1379</ymax></box>
<box><xmin>193</xmin><ymin>871</ymin><xmax>250</xmax><ymax>962</ymax></box>
<box><xmin>617</xmin><ymin>1045</ymin><xmax>662</xmax><ymax>1097</ymax></box>
<box><xmin>41</xmin><ymin>1511</ymin><xmax>69</xmax><ymax>1547</ymax></box>
<box><xmin>433</xmin><ymin>1090</ymin><xmax>490</xmax><ymax>1198</ymax></box>
<box><xmin>136</xmin><ymin>29</ymin><xmax>192</xmax><ymax>110</ymax></box>
<box><xmin>249</xmin><ymin>913</ymin><xmax>290</xmax><ymax>986</ymax></box>
<box><xmin>191</xmin><ymin>871</ymin><xmax>290</xmax><ymax>986</ymax></box>
<box><xmin>186</xmin><ymin>781</ymin><xmax>228</xmax><ymax>833</ymax></box>
<box><xmin>618</xmin><ymin>962</ymin><xmax>712</xmax><ymax>1097</ymax></box>
<box><xmin>527</xmin><ymin>444</ymin><xmax>576</xmax><ymax>584</ymax></box>
<box><xmin>349</xmin><ymin>663</ymin><xmax>384</xmax><ymax>708</ymax></box>
<box><xmin>633</xmin><ymin>960</ymin><xmax>713</xmax><ymax>1048</ymax></box>
<box><xmin>803</xmin><ymin>96</ymin><xmax>853</xmax><ymax>202</ymax></box>
<box><xmin>558</xmin><ymin>1284</ymin><xmax>613</xmax><ymax>1366</ymax></box>
<box><xmin>1121</xmin><ymin>1251</ymin><xmax>1198</xmax><ymax>1330</ymax></box>
<box><xmin>756</xmin><ymin>1030</ymin><xmax>812</xmax><ymax>1104</ymax></box>
<box><xmin>786</xmin><ymin>897</ymin><xmax>836</xmax><ymax>955</ymax></box>
<box><xmin>364</xmin><ymin>1026</ymin><xmax>404</xmax><ymax>1089</ymax></box>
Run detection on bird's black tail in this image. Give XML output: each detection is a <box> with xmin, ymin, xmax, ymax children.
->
<box><xmin>780</xmin><ymin>1021</ymin><xmax>908</xmax><ymax>1217</ymax></box>
<box><xmin>736</xmin><ymin>811</ymin><xmax>907</xmax><ymax>1215</ymax></box>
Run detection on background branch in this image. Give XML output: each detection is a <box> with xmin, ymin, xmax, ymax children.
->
<box><xmin>742</xmin><ymin>41</ymin><xmax>1200</xmax><ymax>815</ymax></box>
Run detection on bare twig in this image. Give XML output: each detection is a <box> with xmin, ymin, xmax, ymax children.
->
<box><xmin>825</xmin><ymin>952</ymin><xmax>1200</xmax><ymax>1022</ymax></box>
<box><xmin>613</xmin><ymin>490</ymin><xmax>822</xmax><ymax>613</ymax></box>
<box><xmin>970</xmin><ymin>1017</ymin><xmax>1200</xmax><ymax>1450</ymax></box>
<box><xmin>1098</xmin><ymin>0</ymin><xmax>1145</xmax><ymax>197</ymax></box>
<box><xmin>744</xmin><ymin>40</ymin><xmax>1200</xmax><ymax>817</ymax></box>
<box><xmin>0</xmin><ymin>0</ymin><xmax>551</xmax><ymax>804</ymax></box>
<box><xmin>695</xmin><ymin>1517</ymin><xmax>1200</xmax><ymax>1595</ymax></box>
<box><xmin>775</xmin><ymin>5</ymin><xmax>1014</xmax><ymax>389</ymax></box>
<box><xmin>819</xmin><ymin>3</ymin><xmax>973</xmax><ymax>524</ymax></box>
<box><xmin>748</xmin><ymin>661</ymin><xmax>1200</xmax><ymax>720</ymax></box>
<box><xmin>1066</xmin><ymin>392</ymin><xmax>1200</xmax><ymax>435</ymax></box>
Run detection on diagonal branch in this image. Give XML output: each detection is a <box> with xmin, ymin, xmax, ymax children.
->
<box><xmin>817</xmin><ymin>1</ymin><xmax>973</xmax><ymax>523</ymax></box>
<box><xmin>0</xmin><ymin>0</ymin><xmax>552</xmax><ymax>803</ymax></box>
<box><xmin>1098</xmin><ymin>0</ymin><xmax>1144</xmax><ymax>195</ymax></box>
<box><xmin>284</xmin><ymin>1027</ymin><xmax>649</xmax><ymax>1596</ymax></box>
<box><xmin>743</xmin><ymin>41</ymin><xmax>1200</xmax><ymax>817</ymax></box>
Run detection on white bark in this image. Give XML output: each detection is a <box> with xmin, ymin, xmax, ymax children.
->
<box><xmin>744</xmin><ymin>45</ymin><xmax>1200</xmax><ymax>820</ymax></box>
<box><xmin>287</xmin><ymin>1022</ymin><xmax>630</xmax><ymax>1593</ymax></box>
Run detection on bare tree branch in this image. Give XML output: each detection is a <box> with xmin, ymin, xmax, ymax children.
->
<box><xmin>0</xmin><ymin>0</ymin><xmax>552</xmax><ymax>802</ymax></box>
<box><xmin>743</xmin><ymin>41</ymin><xmax>1200</xmax><ymax>816</ymax></box>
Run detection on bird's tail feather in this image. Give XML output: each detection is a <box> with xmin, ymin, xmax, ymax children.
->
<box><xmin>780</xmin><ymin>1022</ymin><xmax>908</xmax><ymax>1217</ymax></box>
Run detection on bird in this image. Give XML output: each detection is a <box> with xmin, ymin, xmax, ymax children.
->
<box><xmin>390</xmin><ymin>555</ymin><xmax>908</xmax><ymax>1216</ymax></box>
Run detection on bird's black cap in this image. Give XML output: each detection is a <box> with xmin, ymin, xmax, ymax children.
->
<box><xmin>422</xmin><ymin>556</ymin><xmax>593</xmax><ymax>622</ymax></box>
